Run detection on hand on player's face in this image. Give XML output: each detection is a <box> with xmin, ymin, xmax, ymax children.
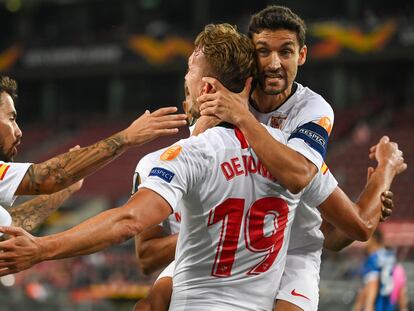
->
<box><xmin>369</xmin><ymin>136</ymin><xmax>407</xmax><ymax>175</ymax></box>
<box><xmin>0</xmin><ymin>226</ymin><xmax>43</xmax><ymax>276</ymax></box>
<box><xmin>198</xmin><ymin>77</ymin><xmax>252</xmax><ymax>127</ymax></box>
<box><xmin>123</xmin><ymin>107</ymin><xmax>187</xmax><ymax>147</ymax></box>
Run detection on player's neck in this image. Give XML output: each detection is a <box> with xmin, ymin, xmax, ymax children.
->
<box><xmin>252</xmin><ymin>84</ymin><xmax>293</xmax><ymax>113</ymax></box>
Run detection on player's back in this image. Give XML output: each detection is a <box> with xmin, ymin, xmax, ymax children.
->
<box><xmin>168</xmin><ymin>125</ymin><xmax>300</xmax><ymax>310</ymax></box>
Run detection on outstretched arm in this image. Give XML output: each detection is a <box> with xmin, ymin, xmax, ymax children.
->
<box><xmin>10</xmin><ymin>179</ymin><xmax>83</xmax><ymax>232</ymax></box>
<box><xmin>0</xmin><ymin>188</ymin><xmax>172</xmax><ymax>275</ymax></box>
<box><xmin>16</xmin><ymin>107</ymin><xmax>186</xmax><ymax>195</ymax></box>
<box><xmin>135</xmin><ymin>226</ymin><xmax>177</xmax><ymax>275</ymax></box>
<box><xmin>199</xmin><ymin>77</ymin><xmax>317</xmax><ymax>193</ymax></box>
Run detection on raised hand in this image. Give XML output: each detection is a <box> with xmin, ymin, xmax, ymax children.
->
<box><xmin>198</xmin><ymin>77</ymin><xmax>252</xmax><ymax>126</ymax></box>
<box><xmin>369</xmin><ymin>136</ymin><xmax>407</xmax><ymax>175</ymax></box>
<box><xmin>0</xmin><ymin>226</ymin><xmax>43</xmax><ymax>276</ymax></box>
<box><xmin>122</xmin><ymin>107</ymin><xmax>187</xmax><ymax>147</ymax></box>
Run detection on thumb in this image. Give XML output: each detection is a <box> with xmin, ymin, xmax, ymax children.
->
<box><xmin>202</xmin><ymin>77</ymin><xmax>223</xmax><ymax>91</ymax></box>
<box><xmin>0</xmin><ymin>226</ymin><xmax>25</xmax><ymax>237</ymax></box>
<box><xmin>242</xmin><ymin>77</ymin><xmax>253</xmax><ymax>96</ymax></box>
<box><xmin>366</xmin><ymin>167</ymin><xmax>375</xmax><ymax>182</ymax></box>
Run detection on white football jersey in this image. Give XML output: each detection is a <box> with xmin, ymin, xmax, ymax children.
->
<box><xmin>0</xmin><ymin>161</ymin><xmax>32</xmax><ymax>207</ymax></box>
<box><xmin>133</xmin><ymin>149</ymin><xmax>181</xmax><ymax>235</ymax></box>
<box><xmin>289</xmin><ymin>168</ymin><xmax>337</xmax><ymax>252</ymax></box>
<box><xmin>249</xmin><ymin>82</ymin><xmax>336</xmax><ymax>253</ymax></box>
<box><xmin>250</xmin><ymin>82</ymin><xmax>334</xmax><ymax>170</ymax></box>
<box><xmin>140</xmin><ymin>125</ymin><xmax>325</xmax><ymax>311</ymax></box>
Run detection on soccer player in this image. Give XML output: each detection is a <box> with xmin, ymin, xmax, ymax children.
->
<box><xmin>0</xmin><ymin>23</ymin><xmax>344</xmax><ymax>311</ymax></box>
<box><xmin>0</xmin><ymin>75</ymin><xmax>186</xmax><ymax>206</ymax></box>
<box><xmin>353</xmin><ymin>230</ymin><xmax>396</xmax><ymax>311</ymax></box>
<box><xmin>198</xmin><ymin>6</ymin><xmax>406</xmax><ymax>311</ymax></box>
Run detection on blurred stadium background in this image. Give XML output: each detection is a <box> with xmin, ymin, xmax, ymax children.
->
<box><xmin>0</xmin><ymin>0</ymin><xmax>413</xmax><ymax>310</ymax></box>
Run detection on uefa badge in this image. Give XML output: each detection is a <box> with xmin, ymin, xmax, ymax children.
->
<box><xmin>269</xmin><ymin>113</ymin><xmax>288</xmax><ymax>129</ymax></box>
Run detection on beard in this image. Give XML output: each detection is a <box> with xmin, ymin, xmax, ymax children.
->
<box><xmin>0</xmin><ymin>149</ymin><xmax>12</xmax><ymax>162</ymax></box>
<box><xmin>258</xmin><ymin>69</ymin><xmax>288</xmax><ymax>95</ymax></box>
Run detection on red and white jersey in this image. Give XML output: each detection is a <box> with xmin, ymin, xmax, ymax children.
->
<box><xmin>249</xmin><ymin>82</ymin><xmax>335</xmax><ymax>253</ymax></box>
<box><xmin>133</xmin><ymin>149</ymin><xmax>181</xmax><ymax>235</ymax></box>
<box><xmin>0</xmin><ymin>161</ymin><xmax>32</xmax><ymax>207</ymax></box>
<box><xmin>140</xmin><ymin>125</ymin><xmax>325</xmax><ymax>311</ymax></box>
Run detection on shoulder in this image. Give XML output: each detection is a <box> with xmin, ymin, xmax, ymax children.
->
<box><xmin>294</xmin><ymin>84</ymin><xmax>334</xmax><ymax>119</ymax></box>
<box><xmin>135</xmin><ymin>149</ymin><xmax>166</xmax><ymax>174</ymax></box>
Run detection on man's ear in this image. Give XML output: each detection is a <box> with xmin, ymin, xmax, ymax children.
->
<box><xmin>201</xmin><ymin>82</ymin><xmax>213</xmax><ymax>95</ymax></box>
<box><xmin>298</xmin><ymin>45</ymin><xmax>307</xmax><ymax>66</ymax></box>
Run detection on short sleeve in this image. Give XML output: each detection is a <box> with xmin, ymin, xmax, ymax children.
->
<box><xmin>156</xmin><ymin>260</ymin><xmax>175</xmax><ymax>281</ymax></box>
<box><xmin>0</xmin><ymin>162</ymin><xmax>32</xmax><ymax>206</ymax></box>
<box><xmin>132</xmin><ymin>150</ymin><xmax>164</xmax><ymax>196</ymax></box>
<box><xmin>139</xmin><ymin>137</ymin><xmax>208</xmax><ymax>212</ymax></box>
<box><xmin>287</xmin><ymin>97</ymin><xmax>334</xmax><ymax>169</ymax></box>
<box><xmin>300</xmin><ymin>167</ymin><xmax>338</xmax><ymax>208</ymax></box>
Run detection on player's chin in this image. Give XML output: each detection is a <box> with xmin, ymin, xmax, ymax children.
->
<box><xmin>263</xmin><ymin>81</ymin><xmax>287</xmax><ymax>95</ymax></box>
<box><xmin>264</xmin><ymin>86</ymin><xmax>285</xmax><ymax>96</ymax></box>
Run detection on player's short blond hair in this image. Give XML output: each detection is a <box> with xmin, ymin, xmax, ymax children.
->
<box><xmin>194</xmin><ymin>23</ymin><xmax>256</xmax><ymax>93</ymax></box>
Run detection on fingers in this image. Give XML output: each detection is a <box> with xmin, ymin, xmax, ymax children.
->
<box><xmin>0</xmin><ymin>226</ymin><xmax>25</xmax><ymax>237</ymax></box>
<box><xmin>397</xmin><ymin>162</ymin><xmax>408</xmax><ymax>174</ymax></box>
<box><xmin>366</xmin><ymin>167</ymin><xmax>375</xmax><ymax>182</ymax></box>
<box><xmin>198</xmin><ymin>93</ymin><xmax>217</xmax><ymax>105</ymax></box>
<box><xmin>382</xmin><ymin>190</ymin><xmax>393</xmax><ymax>199</ymax></box>
<box><xmin>242</xmin><ymin>77</ymin><xmax>253</xmax><ymax>96</ymax></box>
<box><xmin>202</xmin><ymin>77</ymin><xmax>224</xmax><ymax>90</ymax></box>
<box><xmin>150</xmin><ymin>107</ymin><xmax>178</xmax><ymax>117</ymax></box>
<box><xmin>379</xmin><ymin>136</ymin><xmax>390</xmax><ymax>144</ymax></box>
<box><xmin>0</xmin><ymin>268</ymin><xmax>17</xmax><ymax>277</ymax></box>
<box><xmin>380</xmin><ymin>207</ymin><xmax>392</xmax><ymax>222</ymax></box>
<box><xmin>200</xmin><ymin>107</ymin><xmax>218</xmax><ymax>117</ymax></box>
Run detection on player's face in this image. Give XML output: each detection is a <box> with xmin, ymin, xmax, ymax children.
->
<box><xmin>0</xmin><ymin>92</ymin><xmax>22</xmax><ymax>162</ymax></box>
<box><xmin>253</xmin><ymin>29</ymin><xmax>307</xmax><ymax>95</ymax></box>
<box><xmin>184</xmin><ymin>48</ymin><xmax>207</xmax><ymax>119</ymax></box>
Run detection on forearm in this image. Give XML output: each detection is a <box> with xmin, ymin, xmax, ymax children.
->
<box><xmin>136</xmin><ymin>233</ymin><xmax>177</xmax><ymax>275</ymax></box>
<box><xmin>10</xmin><ymin>187</ymin><xmax>75</xmax><ymax>232</ymax></box>
<box><xmin>353</xmin><ymin>164</ymin><xmax>395</xmax><ymax>235</ymax></box>
<box><xmin>236</xmin><ymin>112</ymin><xmax>316</xmax><ymax>193</ymax></box>
<box><xmin>321</xmin><ymin>164</ymin><xmax>395</xmax><ymax>242</ymax></box>
<box><xmin>40</xmin><ymin>206</ymin><xmax>140</xmax><ymax>261</ymax></box>
<box><xmin>18</xmin><ymin>133</ymin><xmax>128</xmax><ymax>195</ymax></box>
<box><xmin>320</xmin><ymin>220</ymin><xmax>353</xmax><ymax>251</ymax></box>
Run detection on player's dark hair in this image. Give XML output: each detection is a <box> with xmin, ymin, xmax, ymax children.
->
<box><xmin>248</xmin><ymin>5</ymin><xmax>307</xmax><ymax>48</ymax></box>
<box><xmin>0</xmin><ymin>75</ymin><xmax>18</xmax><ymax>102</ymax></box>
<box><xmin>195</xmin><ymin>23</ymin><xmax>256</xmax><ymax>93</ymax></box>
